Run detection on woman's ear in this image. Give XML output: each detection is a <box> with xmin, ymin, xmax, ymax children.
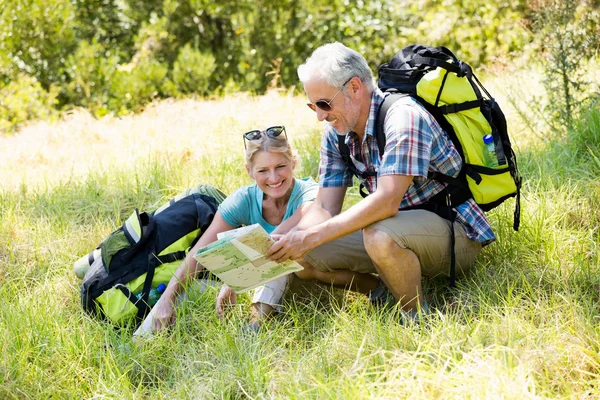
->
<box><xmin>246</xmin><ymin>163</ymin><xmax>253</xmax><ymax>179</ymax></box>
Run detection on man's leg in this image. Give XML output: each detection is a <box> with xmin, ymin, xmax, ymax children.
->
<box><xmin>302</xmin><ymin>230</ymin><xmax>379</xmax><ymax>295</ymax></box>
<box><xmin>363</xmin><ymin>228</ymin><xmax>423</xmax><ymax>311</ymax></box>
<box><xmin>362</xmin><ymin>209</ymin><xmax>483</xmax><ymax>313</ymax></box>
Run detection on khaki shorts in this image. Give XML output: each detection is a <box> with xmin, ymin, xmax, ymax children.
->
<box><xmin>304</xmin><ymin>209</ymin><xmax>482</xmax><ymax>278</ymax></box>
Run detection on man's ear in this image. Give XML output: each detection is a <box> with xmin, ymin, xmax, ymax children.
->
<box><xmin>348</xmin><ymin>77</ymin><xmax>362</xmax><ymax>97</ymax></box>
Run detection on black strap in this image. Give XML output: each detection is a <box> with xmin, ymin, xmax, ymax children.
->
<box><xmin>87</xmin><ymin>251</ymin><xmax>95</xmax><ymax>267</ymax></box>
<box><xmin>121</xmin><ymin>211</ymin><xmax>156</xmax><ymax>264</ymax></box>
<box><xmin>434</xmin><ymin>70</ymin><xmax>450</xmax><ymax>107</ymax></box>
<box><xmin>408</xmin><ymin>56</ymin><xmax>462</xmax><ymax>76</ymax></box>
<box><xmin>448</xmin><ymin>196</ymin><xmax>457</xmax><ymax>287</ymax></box>
<box><xmin>135</xmin><ymin>254</ymin><xmax>157</xmax><ymax>321</ymax></box>
<box><xmin>403</xmin><ymin>188</ymin><xmax>457</xmax><ymax>287</ymax></box>
<box><xmin>438</xmin><ymin>99</ymin><xmax>483</xmax><ymax>114</ymax></box>
<box><xmin>514</xmin><ymin>186</ymin><xmax>521</xmax><ymax>231</ymax></box>
<box><xmin>375</xmin><ymin>92</ymin><xmax>409</xmax><ymax>153</ymax></box>
<box><xmin>337</xmin><ymin>135</ymin><xmax>377</xmax><ymax>180</ymax></box>
<box><xmin>428</xmin><ymin>171</ymin><xmax>471</xmax><ymax>193</ymax></box>
<box><xmin>469</xmin><ymin>164</ymin><xmax>512</xmax><ymax>176</ymax></box>
<box><xmin>155</xmin><ymin>251</ymin><xmax>187</xmax><ymax>265</ymax></box>
<box><xmin>117</xmin><ymin>285</ymin><xmax>140</xmax><ymax>307</ymax></box>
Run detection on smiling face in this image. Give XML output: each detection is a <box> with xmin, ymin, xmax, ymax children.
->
<box><xmin>247</xmin><ymin>151</ymin><xmax>295</xmax><ymax>199</ymax></box>
<box><xmin>304</xmin><ymin>78</ymin><xmax>363</xmax><ymax>136</ymax></box>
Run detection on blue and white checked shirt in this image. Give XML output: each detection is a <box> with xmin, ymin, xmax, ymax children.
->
<box><xmin>318</xmin><ymin>88</ymin><xmax>496</xmax><ymax>244</ymax></box>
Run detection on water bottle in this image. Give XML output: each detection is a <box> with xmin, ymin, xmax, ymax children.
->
<box><xmin>136</xmin><ymin>283</ymin><xmax>167</xmax><ymax>306</ymax></box>
<box><xmin>74</xmin><ymin>248</ymin><xmax>101</xmax><ymax>279</ymax></box>
<box><xmin>482</xmin><ymin>134</ymin><xmax>498</xmax><ymax>168</ymax></box>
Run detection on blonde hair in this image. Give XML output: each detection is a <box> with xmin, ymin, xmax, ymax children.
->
<box><xmin>245</xmin><ymin>129</ymin><xmax>297</xmax><ymax>168</ymax></box>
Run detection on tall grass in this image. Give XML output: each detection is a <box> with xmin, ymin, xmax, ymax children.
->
<box><xmin>1</xmin><ymin>89</ymin><xmax>600</xmax><ymax>398</ymax></box>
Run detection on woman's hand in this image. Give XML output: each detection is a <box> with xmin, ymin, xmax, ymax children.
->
<box><xmin>152</xmin><ymin>295</ymin><xmax>176</xmax><ymax>331</ymax></box>
<box><xmin>216</xmin><ymin>285</ymin><xmax>237</xmax><ymax>318</ymax></box>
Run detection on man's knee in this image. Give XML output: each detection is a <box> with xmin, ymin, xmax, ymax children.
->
<box><xmin>363</xmin><ymin>226</ymin><xmax>418</xmax><ymax>266</ymax></box>
<box><xmin>363</xmin><ymin>226</ymin><xmax>399</xmax><ymax>257</ymax></box>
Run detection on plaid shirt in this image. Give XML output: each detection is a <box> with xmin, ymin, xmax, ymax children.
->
<box><xmin>318</xmin><ymin>88</ymin><xmax>495</xmax><ymax>244</ymax></box>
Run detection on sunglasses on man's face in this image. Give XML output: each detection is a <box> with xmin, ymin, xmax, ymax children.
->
<box><xmin>243</xmin><ymin>125</ymin><xmax>287</xmax><ymax>149</ymax></box>
<box><xmin>306</xmin><ymin>77</ymin><xmax>354</xmax><ymax>113</ymax></box>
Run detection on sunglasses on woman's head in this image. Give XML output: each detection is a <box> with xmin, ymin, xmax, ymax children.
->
<box><xmin>243</xmin><ymin>125</ymin><xmax>287</xmax><ymax>149</ymax></box>
<box><xmin>306</xmin><ymin>77</ymin><xmax>354</xmax><ymax>112</ymax></box>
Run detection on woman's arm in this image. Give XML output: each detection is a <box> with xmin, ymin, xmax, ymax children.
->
<box><xmin>153</xmin><ymin>211</ymin><xmax>233</xmax><ymax>330</ymax></box>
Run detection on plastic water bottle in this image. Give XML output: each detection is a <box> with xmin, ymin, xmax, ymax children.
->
<box><xmin>136</xmin><ymin>283</ymin><xmax>167</xmax><ymax>306</ymax></box>
<box><xmin>482</xmin><ymin>134</ymin><xmax>498</xmax><ymax>168</ymax></box>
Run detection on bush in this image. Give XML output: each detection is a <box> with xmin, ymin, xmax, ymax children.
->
<box><xmin>107</xmin><ymin>59</ymin><xmax>169</xmax><ymax>115</ymax></box>
<box><xmin>171</xmin><ymin>44</ymin><xmax>216</xmax><ymax>96</ymax></box>
<box><xmin>62</xmin><ymin>40</ymin><xmax>120</xmax><ymax>117</ymax></box>
<box><xmin>0</xmin><ymin>74</ymin><xmax>58</xmax><ymax>133</ymax></box>
<box><xmin>530</xmin><ymin>0</ymin><xmax>600</xmax><ymax>133</ymax></box>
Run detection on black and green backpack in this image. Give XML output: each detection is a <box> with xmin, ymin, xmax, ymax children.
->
<box><xmin>79</xmin><ymin>184</ymin><xmax>226</xmax><ymax>324</ymax></box>
<box><xmin>339</xmin><ymin>44</ymin><xmax>522</xmax><ymax>284</ymax></box>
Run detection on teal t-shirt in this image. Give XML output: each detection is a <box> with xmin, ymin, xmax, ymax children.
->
<box><xmin>219</xmin><ymin>177</ymin><xmax>318</xmax><ymax>234</ymax></box>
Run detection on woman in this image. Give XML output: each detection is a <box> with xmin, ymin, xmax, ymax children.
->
<box><xmin>152</xmin><ymin>125</ymin><xmax>379</xmax><ymax>331</ymax></box>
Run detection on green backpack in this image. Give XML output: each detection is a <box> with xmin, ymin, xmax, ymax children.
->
<box><xmin>338</xmin><ymin>44</ymin><xmax>522</xmax><ymax>284</ymax></box>
<box><xmin>377</xmin><ymin>44</ymin><xmax>521</xmax><ymax>221</ymax></box>
<box><xmin>79</xmin><ymin>184</ymin><xmax>226</xmax><ymax>324</ymax></box>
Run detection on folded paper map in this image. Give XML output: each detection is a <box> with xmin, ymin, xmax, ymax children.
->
<box><xmin>193</xmin><ymin>224</ymin><xmax>303</xmax><ymax>293</ymax></box>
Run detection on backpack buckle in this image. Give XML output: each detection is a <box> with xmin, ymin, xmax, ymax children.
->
<box><xmin>457</xmin><ymin>61</ymin><xmax>473</xmax><ymax>79</ymax></box>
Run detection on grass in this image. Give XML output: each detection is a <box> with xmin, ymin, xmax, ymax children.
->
<box><xmin>1</xmin><ymin>82</ymin><xmax>600</xmax><ymax>398</ymax></box>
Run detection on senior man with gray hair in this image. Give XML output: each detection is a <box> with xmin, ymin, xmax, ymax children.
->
<box><xmin>267</xmin><ymin>42</ymin><xmax>495</xmax><ymax>317</ymax></box>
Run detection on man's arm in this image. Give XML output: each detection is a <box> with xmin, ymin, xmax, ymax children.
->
<box><xmin>267</xmin><ymin>175</ymin><xmax>413</xmax><ymax>261</ymax></box>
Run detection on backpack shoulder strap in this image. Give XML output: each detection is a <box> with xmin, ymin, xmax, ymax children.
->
<box><xmin>375</xmin><ymin>92</ymin><xmax>409</xmax><ymax>156</ymax></box>
<box><xmin>337</xmin><ymin>134</ymin><xmax>373</xmax><ymax>179</ymax></box>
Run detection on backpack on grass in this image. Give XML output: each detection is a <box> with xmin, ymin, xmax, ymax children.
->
<box><xmin>78</xmin><ymin>184</ymin><xmax>226</xmax><ymax>325</ymax></box>
<box><xmin>338</xmin><ymin>44</ymin><xmax>522</xmax><ymax>284</ymax></box>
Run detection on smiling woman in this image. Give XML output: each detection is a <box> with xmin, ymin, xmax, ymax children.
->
<box><xmin>150</xmin><ymin>125</ymin><xmax>319</xmax><ymax>332</ymax></box>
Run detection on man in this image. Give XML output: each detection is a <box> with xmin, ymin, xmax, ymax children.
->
<box><xmin>267</xmin><ymin>42</ymin><xmax>495</xmax><ymax>315</ymax></box>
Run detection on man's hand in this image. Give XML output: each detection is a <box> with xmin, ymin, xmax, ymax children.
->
<box><xmin>216</xmin><ymin>285</ymin><xmax>237</xmax><ymax>318</ymax></box>
<box><xmin>267</xmin><ymin>229</ymin><xmax>315</xmax><ymax>262</ymax></box>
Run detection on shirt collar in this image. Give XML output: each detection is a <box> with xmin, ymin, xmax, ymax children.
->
<box><xmin>364</xmin><ymin>87</ymin><xmax>386</xmax><ymax>139</ymax></box>
<box><xmin>345</xmin><ymin>87</ymin><xmax>386</xmax><ymax>145</ymax></box>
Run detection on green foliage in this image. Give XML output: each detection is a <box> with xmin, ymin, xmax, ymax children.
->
<box><xmin>1</xmin><ymin>0</ymin><xmax>598</xmax><ymax>133</ymax></box>
<box><xmin>62</xmin><ymin>40</ymin><xmax>119</xmax><ymax>116</ymax></box>
<box><xmin>0</xmin><ymin>0</ymin><xmax>77</xmax><ymax>87</ymax></box>
<box><xmin>108</xmin><ymin>59</ymin><xmax>170</xmax><ymax>115</ymax></box>
<box><xmin>0</xmin><ymin>74</ymin><xmax>58</xmax><ymax>133</ymax></box>
<box><xmin>406</xmin><ymin>0</ymin><xmax>531</xmax><ymax>66</ymax></box>
<box><xmin>171</xmin><ymin>44</ymin><xmax>216</xmax><ymax>96</ymax></box>
<box><xmin>530</xmin><ymin>0</ymin><xmax>600</xmax><ymax>133</ymax></box>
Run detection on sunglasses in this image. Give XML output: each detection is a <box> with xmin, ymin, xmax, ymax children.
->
<box><xmin>243</xmin><ymin>125</ymin><xmax>287</xmax><ymax>149</ymax></box>
<box><xmin>306</xmin><ymin>77</ymin><xmax>354</xmax><ymax>112</ymax></box>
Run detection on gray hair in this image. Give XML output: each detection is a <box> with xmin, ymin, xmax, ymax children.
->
<box><xmin>297</xmin><ymin>42</ymin><xmax>375</xmax><ymax>90</ymax></box>
<box><xmin>245</xmin><ymin>129</ymin><xmax>296</xmax><ymax>167</ymax></box>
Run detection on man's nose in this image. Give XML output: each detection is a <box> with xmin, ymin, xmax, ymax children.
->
<box><xmin>316</xmin><ymin>107</ymin><xmax>328</xmax><ymax>122</ymax></box>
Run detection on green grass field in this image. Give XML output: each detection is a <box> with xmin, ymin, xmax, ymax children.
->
<box><xmin>1</xmin><ymin>79</ymin><xmax>600</xmax><ymax>399</ymax></box>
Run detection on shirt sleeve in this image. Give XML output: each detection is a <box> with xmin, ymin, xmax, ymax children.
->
<box><xmin>318</xmin><ymin>126</ymin><xmax>354</xmax><ymax>188</ymax></box>
<box><xmin>378</xmin><ymin>100</ymin><xmax>436</xmax><ymax>179</ymax></box>
<box><xmin>294</xmin><ymin>178</ymin><xmax>318</xmax><ymax>205</ymax></box>
<box><xmin>218</xmin><ymin>186</ymin><xmax>252</xmax><ymax>228</ymax></box>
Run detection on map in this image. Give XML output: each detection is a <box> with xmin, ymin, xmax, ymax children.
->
<box><xmin>193</xmin><ymin>224</ymin><xmax>304</xmax><ymax>293</ymax></box>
